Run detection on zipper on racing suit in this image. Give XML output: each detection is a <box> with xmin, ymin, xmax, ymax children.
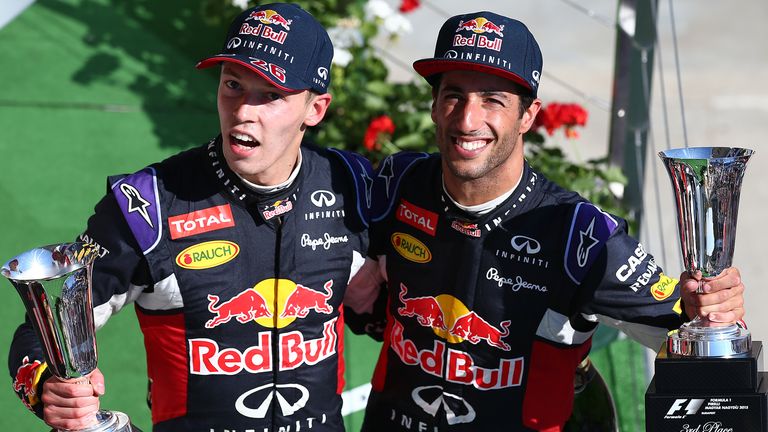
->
<box><xmin>269</xmin><ymin>215</ymin><xmax>284</xmax><ymax>431</ymax></box>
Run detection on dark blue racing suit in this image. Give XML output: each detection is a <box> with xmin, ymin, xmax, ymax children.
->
<box><xmin>360</xmin><ymin>152</ymin><xmax>684</xmax><ymax>431</ymax></box>
<box><xmin>9</xmin><ymin>137</ymin><xmax>373</xmax><ymax>432</ymax></box>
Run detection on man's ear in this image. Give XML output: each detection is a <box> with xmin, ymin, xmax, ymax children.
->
<box><xmin>304</xmin><ymin>93</ymin><xmax>332</xmax><ymax>127</ymax></box>
<box><xmin>519</xmin><ymin>98</ymin><xmax>542</xmax><ymax>134</ymax></box>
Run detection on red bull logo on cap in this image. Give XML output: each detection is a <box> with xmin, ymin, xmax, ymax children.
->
<box><xmin>454</xmin><ymin>17</ymin><xmax>504</xmax><ymax>52</ymax></box>
<box><xmin>456</xmin><ymin>17</ymin><xmax>505</xmax><ymax>37</ymax></box>
<box><xmin>246</xmin><ymin>9</ymin><xmax>293</xmax><ymax>31</ymax></box>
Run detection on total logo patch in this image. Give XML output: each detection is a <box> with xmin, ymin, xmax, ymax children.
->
<box><xmin>651</xmin><ymin>273</ymin><xmax>677</xmax><ymax>301</ymax></box>
<box><xmin>391</xmin><ymin>232</ymin><xmax>432</xmax><ymax>263</ymax></box>
<box><xmin>396</xmin><ymin>199</ymin><xmax>438</xmax><ymax>236</ymax></box>
<box><xmin>176</xmin><ymin>240</ymin><xmax>240</xmax><ymax>270</ymax></box>
<box><xmin>168</xmin><ymin>204</ymin><xmax>235</xmax><ymax>240</ymax></box>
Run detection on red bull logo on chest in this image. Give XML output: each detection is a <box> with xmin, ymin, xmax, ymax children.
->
<box><xmin>395</xmin><ymin>283</ymin><xmax>511</xmax><ymax>351</ymax></box>
<box><xmin>205</xmin><ymin>278</ymin><xmax>335</xmax><ymax>329</ymax></box>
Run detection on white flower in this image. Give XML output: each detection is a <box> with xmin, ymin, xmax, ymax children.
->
<box><xmin>231</xmin><ymin>0</ymin><xmax>249</xmax><ymax>10</ymax></box>
<box><xmin>333</xmin><ymin>49</ymin><xmax>353</xmax><ymax>67</ymax></box>
<box><xmin>608</xmin><ymin>181</ymin><xmax>625</xmax><ymax>199</ymax></box>
<box><xmin>365</xmin><ymin>0</ymin><xmax>394</xmax><ymax>20</ymax></box>
<box><xmin>327</xmin><ymin>23</ymin><xmax>363</xmax><ymax>50</ymax></box>
<box><xmin>383</xmin><ymin>13</ymin><xmax>412</xmax><ymax>34</ymax></box>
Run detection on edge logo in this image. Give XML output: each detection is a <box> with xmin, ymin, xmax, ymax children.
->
<box><xmin>176</xmin><ymin>241</ymin><xmax>240</xmax><ymax>270</ymax></box>
<box><xmin>391</xmin><ymin>232</ymin><xmax>431</xmax><ymax>263</ymax></box>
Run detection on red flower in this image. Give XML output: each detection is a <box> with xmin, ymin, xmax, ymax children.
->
<box><xmin>532</xmin><ymin>103</ymin><xmax>588</xmax><ymax>138</ymax></box>
<box><xmin>364</xmin><ymin>115</ymin><xmax>396</xmax><ymax>151</ymax></box>
<box><xmin>399</xmin><ymin>0</ymin><xmax>420</xmax><ymax>13</ymax></box>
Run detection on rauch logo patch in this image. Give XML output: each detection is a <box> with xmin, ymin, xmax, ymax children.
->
<box><xmin>391</xmin><ymin>232</ymin><xmax>432</xmax><ymax>263</ymax></box>
<box><xmin>176</xmin><ymin>240</ymin><xmax>240</xmax><ymax>270</ymax></box>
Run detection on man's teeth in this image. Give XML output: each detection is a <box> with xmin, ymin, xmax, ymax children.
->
<box><xmin>457</xmin><ymin>140</ymin><xmax>487</xmax><ymax>151</ymax></box>
<box><xmin>232</xmin><ymin>132</ymin><xmax>254</xmax><ymax>142</ymax></box>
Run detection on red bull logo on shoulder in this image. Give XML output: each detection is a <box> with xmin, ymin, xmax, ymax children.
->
<box><xmin>246</xmin><ymin>9</ymin><xmax>293</xmax><ymax>31</ymax></box>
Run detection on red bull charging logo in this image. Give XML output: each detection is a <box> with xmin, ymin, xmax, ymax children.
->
<box><xmin>456</xmin><ymin>17</ymin><xmax>505</xmax><ymax>37</ymax></box>
<box><xmin>206</xmin><ymin>278</ymin><xmax>334</xmax><ymax>329</ymax></box>
<box><xmin>397</xmin><ymin>283</ymin><xmax>511</xmax><ymax>351</ymax></box>
<box><xmin>454</xmin><ymin>17</ymin><xmax>505</xmax><ymax>52</ymax></box>
<box><xmin>246</xmin><ymin>9</ymin><xmax>293</xmax><ymax>31</ymax></box>
<box><xmin>13</xmin><ymin>356</ymin><xmax>43</xmax><ymax>409</ymax></box>
<box><xmin>392</xmin><ymin>283</ymin><xmax>522</xmax><ymax>390</ymax></box>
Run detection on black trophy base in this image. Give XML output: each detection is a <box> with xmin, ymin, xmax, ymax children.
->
<box><xmin>646</xmin><ymin>340</ymin><xmax>768</xmax><ymax>431</ymax></box>
<box><xmin>654</xmin><ymin>341</ymin><xmax>763</xmax><ymax>393</ymax></box>
<box><xmin>646</xmin><ymin>372</ymin><xmax>768</xmax><ymax>431</ymax></box>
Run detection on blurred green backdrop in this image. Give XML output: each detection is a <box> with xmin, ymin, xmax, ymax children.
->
<box><xmin>0</xmin><ymin>1</ymin><xmax>649</xmax><ymax>430</ymax></box>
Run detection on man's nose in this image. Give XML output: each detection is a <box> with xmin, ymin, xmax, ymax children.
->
<box><xmin>454</xmin><ymin>98</ymin><xmax>483</xmax><ymax>132</ymax></box>
<box><xmin>233</xmin><ymin>94</ymin><xmax>264</xmax><ymax>121</ymax></box>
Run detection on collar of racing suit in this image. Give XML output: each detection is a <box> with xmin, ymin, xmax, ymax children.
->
<box><xmin>437</xmin><ymin>159</ymin><xmax>546</xmax><ymax>229</ymax></box>
<box><xmin>205</xmin><ymin>135</ymin><xmax>303</xmax><ymax>225</ymax></box>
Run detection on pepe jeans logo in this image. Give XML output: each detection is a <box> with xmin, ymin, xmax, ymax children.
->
<box><xmin>300</xmin><ymin>233</ymin><xmax>348</xmax><ymax>251</ymax></box>
<box><xmin>485</xmin><ymin>268</ymin><xmax>547</xmax><ymax>292</ymax></box>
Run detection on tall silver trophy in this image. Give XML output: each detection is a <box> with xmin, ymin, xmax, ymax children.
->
<box><xmin>2</xmin><ymin>242</ymin><xmax>136</xmax><ymax>431</ymax></box>
<box><xmin>659</xmin><ymin>147</ymin><xmax>753</xmax><ymax>357</ymax></box>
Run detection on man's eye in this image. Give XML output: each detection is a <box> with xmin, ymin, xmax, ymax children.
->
<box><xmin>266</xmin><ymin>92</ymin><xmax>283</xmax><ymax>101</ymax></box>
<box><xmin>224</xmin><ymin>80</ymin><xmax>241</xmax><ymax>90</ymax></box>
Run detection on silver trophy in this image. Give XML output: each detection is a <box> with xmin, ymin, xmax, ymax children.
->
<box><xmin>2</xmin><ymin>242</ymin><xmax>136</xmax><ymax>431</ymax></box>
<box><xmin>659</xmin><ymin>147</ymin><xmax>753</xmax><ymax>357</ymax></box>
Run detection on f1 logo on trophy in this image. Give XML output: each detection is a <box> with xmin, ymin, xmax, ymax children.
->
<box><xmin>2</xmin><ymin>242</ymin><xmax>140</xmax><ymax>432</ymax></box>
<box><xmin>646</xmin><ymin>147</ymin><xmax>768</xmax><ymax>431</ymax></box>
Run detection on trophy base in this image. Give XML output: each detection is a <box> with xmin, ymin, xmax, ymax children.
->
<box><xmin>667</xmin><ymin>321</ymin><xmax>751</xmax><ymax>357</ymax></box>
<box><xmin>655</xmin><ymin>340</ymin><xmax>763</xmax><ymax>393</ymax></box>
<box><xmin>646</xmin><ymin>373</ymin><xmax>768</xmax><ymax>431</ymax></box>
<box><xmin>56</xmin><ymin>411</ymin><xmax>140</xmax><ymax>432</ymax></box>
<box><xmin>646</xmin><ymin>341</ymin><xmax>768</xmax><ymax>431</ymax></box>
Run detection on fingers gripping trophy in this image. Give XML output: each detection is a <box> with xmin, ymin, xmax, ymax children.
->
<box><xmin>646</xmin><ymin>147</ymin><xmax>768</xmax><ymax>431</ymax></box>
<box><xmin>2</xmin><ymin>243</ymin><xmax>139</xmax><ymax>432</ymax></box>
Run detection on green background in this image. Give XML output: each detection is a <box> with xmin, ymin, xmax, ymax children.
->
<box><xmin>0</xmin><ymin>1</ymin><xmax>648</xmax><ymax>430</ymax></box>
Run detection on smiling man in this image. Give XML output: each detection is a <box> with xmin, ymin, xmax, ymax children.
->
<box><xmin>359</xmin><ymin>10</ymin><xmax>747</xmax><ymax>431</ymax></box>
<box><xmin>8</xmin><ymin>3</ymin><xmax>374</xmax><ymax>432</ymax></box>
